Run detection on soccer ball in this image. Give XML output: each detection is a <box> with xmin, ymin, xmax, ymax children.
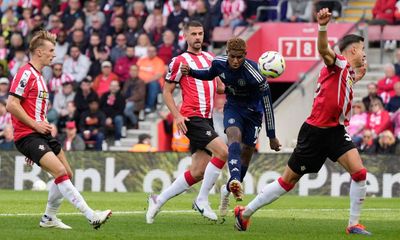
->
<box><xmin>258</xmin><ymin>51</ymin><xmax>286</xmax><ymax>78</ymax></box>
<box><xmin>32</xmin><ymin>180</ymin><xmax>47</xmax><ymax>191</ymax></box>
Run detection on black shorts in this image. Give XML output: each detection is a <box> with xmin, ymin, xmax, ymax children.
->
<box><xmin>15</xmin><ymin>133</ymin><xmax>62</xmax><ymax>166</ymax></box>
<box><xmin>185</xmin><ymin>117</ymin><xmax>219</xmax><ymax>155</ymax></box>
<box><xmin>288</xmin><ymin>122</ymin><xmax>356</xmax><ymax>174</ymax></box>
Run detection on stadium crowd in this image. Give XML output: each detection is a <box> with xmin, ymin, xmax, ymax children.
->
<box><xmin>0</xmin><ymin>0</ymin><xmax>399</xmax><ymax>155</ymax></box>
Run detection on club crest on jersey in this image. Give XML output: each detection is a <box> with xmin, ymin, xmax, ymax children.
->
<box><xmin>228</xmin><ymin>118</ymin><xmax>235</xmax><ymax>124</ymax></box>
<box><xmin>237</xmin><ymin>78</ymin><xmax>246</xmax><ymax>86</ymax></box>
<box><xmin>39</xmin><ymin>90</ymin><xmax>49</xmax><ymax>99</ymax></box>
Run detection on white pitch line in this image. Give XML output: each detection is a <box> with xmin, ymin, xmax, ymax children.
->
<box><xmin>0</xmin><ymin>208</ymin><xmax>399</xmax><ymax>217</ymax></box>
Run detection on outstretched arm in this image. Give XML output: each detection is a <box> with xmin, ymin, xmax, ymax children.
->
<box><xmin>180</xmin><ymin>62</ymin><xmax>219</xmax><ymax>80</ymax></box>
<box><xmin>317</xmin><ymin>8</ymin><xmax>336</xmax><ymax>66</ymax></box>
<box><xmin>260</xmin><ymin>82</ymin><xmax>281</xmax><ymax>151</ymax></box>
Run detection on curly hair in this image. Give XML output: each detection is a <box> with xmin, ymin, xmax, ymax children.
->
<box><xmin>227</xmin><ymin>38</ymin><xmax>246</xmax><ymax>52</ymax></box>
<box><xmin>29</xmin><ymin>30</ymin><xmax>56</xmax><ymax>53</ymax></box>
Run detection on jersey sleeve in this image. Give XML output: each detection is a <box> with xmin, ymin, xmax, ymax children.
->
<box><xmin>189</xmin><ymin>59</ymin><xmax>219</xmax><ymax>80</ymax></box>
<box><xmin>165</xmin><ymin>56</ymin><xmax>183</xmax><ymax>83</ymax></box>
<box><xmin>9</xmin><ymin>68</ymin><xmax>33</xmax><ymax>99</ymax></box>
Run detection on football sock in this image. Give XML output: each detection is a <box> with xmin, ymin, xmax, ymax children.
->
<box><xmin>44</xmin><ymin>181</ymin><xmax>64</xmax><ymax>218</ymax></box>
<box><xmin>227</xmin><ymin>142</ymin><xmax>241</xmax><ymax>182</ymax></box>
<box><xmin>55</xmin><ymin>175</ymin><xmax>94</xmax><ymax>220</ymax></box>
<box><xmin>157</xmin><ymin>170</ymin><xmax>198</xmax><ymax>207</ymax></box>
<box><xmin>243</xmin><ymin>177</ymin><xmax>294</xmax><ymax>218</ymax></box>
<box><xmin>197</xmin><ymin>157</ymin><xmax>225</xmax><ymax>203</ymax></box>
<box><xmin>349</xmin><ymin>180</ymin><xmax>366</xmax><ymax>226</ymax></box>
<box><xmin>240</xmin><ymin>165</ymin><xmax>249</xmax><ymax>182</ymax></box>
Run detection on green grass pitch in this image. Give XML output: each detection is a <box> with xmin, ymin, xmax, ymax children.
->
<box><xmin>0</xmin><ymin>190</ymin><xmax>399</xmax><ymax>239</ymax></box>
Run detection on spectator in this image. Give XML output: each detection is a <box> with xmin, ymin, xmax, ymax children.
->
<box><xmin>61</xmin><ymin>121</ymin><xmax>86</xmax><ymax>151</ymax></box>
<box><xmin>362</xmin><ymin>82</ymin><xmax>383</xmax><ymax>112</ymax></box>
<box><xmin>377</xmin><ymin>63</ymin><xmax>400</xmax><ymax>105</ymax></box>
<box><xmin>157</xmin><ymin>30</ymin><xmax>181</xmax><ymax>66</ymax></box>
<box><xmin>70</xmin><ymin>29</ymin><xmax>88</xmax><ymax>54</ymax></box>
<box><xmin>84</xmin><ymin>0</ymin><xmax>106</xmax><ymax>31</ymax></box>
<box><xmin>18</xmin><ymin>7</ymin><xmax>34</xmax><ymax>37</ymax></box>
<box><xmin>0</xmin><ymin>99</ymin><xmax>12</xmax><ymax>135</ymax></box>
<box><xmin>347</xmin><ymin>101</ymin><xmax>368</xmax><ymax>146</ymax></box>
<box><xmin>79</xmin><ymin>96</ymin><xmax>105</xmax><ymax>151</ymax></box>
<box><xmin>285</xmin><ymin>0</ymin><xmax>313</xmax><ymax>22</ymax></box>
<box><xmin>53</xmin><ymin>81</ymin><xmax>76</xmax><ymax>118</ymax></box>
<box><xmin>144</xmin><ymin>1</ymin><xmax>166</xmax><ymax>33</ymax></box>
<box><xmin>63</xmin><ymin>44</ymin><xmax>91</xmax><ymax>83</ymax></box>
<box><xmin>48</xmin><ymin>62</ymin><xmax>75</xmax><ymax>97</ymax></box>
<box><xmin>148</xmin><ymin>15</ymin><xmax>166</xmax><ymax>47</ymax></box>
<box><xmin>0</xmin><ymin>77</ymin><xmax>10</xmax><ymax>102</ymax></box>
<box><xmin>58</xmin><ymin>101</ymin><xmax>80</xmax><ymax>134</ymax></box>
<box><xmin>132</xmin><ymin>0</ymin><xmax>148</xmax><ymax>28</ymax></box>
<box><xmin>74</xmin><ymin>78</ymin><xmax>99</xmax><ymax>120</ymax></box>
<box><xmin>386</xmin><ymin>82</ymin><xmax>400</xmax><ymax>113</ymax></box>
<box><xmin>366</xmin><ymin>98</ymin><xmax>393</xmax><ymax>138</ymax></box>
<box><xmin>375</xmin><ymin>130</ymin><xmax>398</xmax><ymax>154</ymax></box>
<box><xmin>8</xmin><ymin>47</ymin><xmax>28</xmax><ymax>77</ymax></box>
<box><xmin>358</xmin><ymin>129</ymin><xmax>376</xmax><ymax>154</ymax></box>
<box><xmin>62</xmin><ymin>0</ymin><xmax>86</xmax><ymax>30</ymax></box>
<box><xmin>0</xmin><ymin>124</ymin><xmax>14</xmax><ymax>150</ymax></box>
<box><xmin>371</xmin><ymin>0</ymin><xmax>397</xmax><ymax>50</ymax></box>
<box><xmin>129</xmin><ymin>133</ymin><xmax>157</xmax><ymax>152</ymax></box>
<box><xmin>208</xmin><ymin>0</ymin><xmax>223</xmax><ymax>28</ymax></box>
<box><xmin>190</xmin><ymin>0</ymin><xmax>212</xmax><ymax>47</ymax></box>
<box><xmin>394</xmin><ymin>49</ymin><xmax>400</xmax><ymax>77</ymax></box>
<box><xmin>109</xmin><ymin>33</ymin><xmax>127</xmax><ymax>63</ymax></box>
<box><xmin>7</xmin><ymin>32</ymin><xmax>25</xmax><ymax>61</ymax></box>
<box><xmin>54</xmin><ymin>30</ymin><xmax>69</xmax><ymax>62</ymax></box>
<box><xmin>47</xmin><ymin>14</ymin><xmax>63</xmax><ymax>35</ymax></box>
<box><xmin>167</xmin><ymin>0</ymin><xmax>189</xmax><ymax>35</ymax></box>
<box><xmin>122</xmin><ymin>65</ymin><xmax>146</xmax><ymax>128</ymax></box>
<box><xmin>137</xmin><ymin>46</ymin><xmax>166</xmax><ymax>113</ymax></box>
<box><xmin>109</xmin><ymin>1</ymin><xmax>127</xmax><ymax>26</ymax></box>
<box><xmin>88</xmin><ymin>45</ymin><xmax>110</xmax><ymax>79</ymax></box>
<box><xmin>106</xmin><ymin>16</ymin><xmax>126</xmax><ymax>48</ymax></box>
<box><xmin>135</xmin><ymin>33</ymin><xmax>152</xmax><ymax>58</ymax></box>
<box><xmin>114</xmin><ymin>45</ymin><xmax>138</xmax><ymax>82</ymax></box>
<box><xmin>30</xmin><ymin>14</ymin><xmax>45</xmax><ymax>36</ymax></box>
<box><xmin>86</xmin><ymin>32</ymin><xmax>103</xmax><ymax>63</ymax></box>
<box><xmin>0</xmin><ymin>36</ymin><xmax>8</xmax><ymax>61</ymax></box>
<box><xmin>220</xmin><ymin>0</ymin><xmax>246</xmax><ymax>29</ymax></box>
<box><xmin>0</xmin><ymin>63</ymin><xmax>11</xmax><ymax>80</ymax></box>
<box><xmin>314</xmin><ymin>0</ymin><xmax>342</xmax><ymax>20</ymax></box>
<box><xmin>92</xmin><ymin>61</ymin><xmax>119</xmax><ymax>97</ymax></box>
<box><xmin>86</xmin><ymin>15</ymin><xmax>108</xmax><ymax>44</ymax></box>
<box><xmin>100</xmin><ymin>80</ymin><xmax>125</xmax><ymax>146</ymax></box>
<box><xmin>391</xmin><ymin>106</ymin><xmax>400</xmax><ymax>138</ymax></box>
<box><xmin>41</xmin><ymin>4</ymin><xmax>53</xmax><ymax>25</ymax></box>
<box><xmin>126</xmin><ymin>15</ymin><xmax>145</xmax><ymax>46</ymax></box>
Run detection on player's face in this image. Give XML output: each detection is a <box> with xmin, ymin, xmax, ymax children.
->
<box><xmin>37</xmin><ymin>40</ymin><xmax>56</xmax><ymax>66</ymax></box>
<box><xmin>185</xmin><ymin>26</ymin><xmax>204</xmax><ymax>51</ymax></box>
<box><xmin>353</xmin><ymin>41</ymin><xmax>365</xmax><ymax>68</ymax></box>
<box><xmin>227</xmin><ymin>50</ymin><xmax>246</xmax><ymax>69</ymax></box>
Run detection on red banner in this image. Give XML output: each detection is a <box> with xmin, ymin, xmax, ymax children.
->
<box><xmin>246</xmin><ymin>23</ymin><xmax>354</xmax><ymax>82</ymax></box>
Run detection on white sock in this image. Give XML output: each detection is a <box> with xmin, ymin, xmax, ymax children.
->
<box><xmin>243</xmin><ymin>180</ymin><xmax>287</xmax><ymax>218</ymax></box>
<box><xmin>196</xmin><ymin>159</ymin><xmax>223</xmax><ymax>203</ymax></box>
<box><xmin>349</xmin><ymin>180</ymin><xmax>366</xmax><ymax>226</ymax></box>
<box><xmin>44</xmin><ymin>181</ymin><xmax>63</xmax><ymax>218</ymax></box>
<box><xmin>56</xmin><ymin>177</ymin><xmax>94</xmax><ymax>220</ymax></box>
<box><xmin>157</xmin><ymin>172</ymin><xmax>191</xmax><ymax>208</ymax></box>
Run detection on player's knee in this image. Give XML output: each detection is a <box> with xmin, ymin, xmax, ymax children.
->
<box><xmin>53</xmin><ymin>167</ymin><xmax>68</xmax><ymax>178</ymax></box>
<box><xmin>351</xmin><ymin>168</ymin><xmax>367</xmax><ymax>182</ymax></box>
<box><xmin>67</xmin><ymin>170</ymin><xmax>74</xmax><ymax>179</ymax></box>
<box><xmin>191</xmin><ymin>168</ymin><xmax>205</xmax><ymax>180</ymax></box>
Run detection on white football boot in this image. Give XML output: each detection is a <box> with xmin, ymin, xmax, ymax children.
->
<box><xmin>192</xmin><ymin>199</ymin><xmax>218</xmax><ymax>222</ymax></box>
<box><xmin>146</xmin><ymin>194</ymin><xmax>160</xmax><ymax>224</ymax></box>
<box><xmin>88</xmin><ymin>210</ymin><xmax>112</xmax><ymax>229</ymax></box>
<box><xmin>39</xmin><ymin>215</ymin><xmax>72</xmax><ymax>229</ymax></box>
<box><xmin>219</xmin><ymin>185</ymin><xmax>230</xmax><ymax>218</ymax></box>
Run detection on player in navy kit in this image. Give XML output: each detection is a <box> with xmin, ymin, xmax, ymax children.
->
<box><xmin>232</xmin><ymin>9</ymin><xmax>371</xmax><ymax>235</ymax></box>
<box><xmin>180</xmin><ymin>37</ymin><xmax>281</xmax><ymax>216</ymax></box>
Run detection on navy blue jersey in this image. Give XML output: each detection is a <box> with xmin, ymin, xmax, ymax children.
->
<box><xmin>190</xmin><ymin>56</ymin><xmax>276</xmax><ymax>138</ymax></box>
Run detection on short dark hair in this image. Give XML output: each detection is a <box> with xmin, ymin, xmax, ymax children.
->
<box><xmin>227</xmin><ymin>38</ymin><xmax>246</xmax><ymax>52</ymax></box>
<box><xmin>338</xmin><ymin>34</ymin><xmax>364</xmax><ymax>52</ymax></box>
<box><xmin>183</xmin><ymin>21</ymin><xmax>203</xmax><ymax>32</ymax></box>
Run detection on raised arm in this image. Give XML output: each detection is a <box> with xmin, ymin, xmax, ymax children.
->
<box><xmin>317</xmin><ymin>8</ymin><xmax>336</xmax><ymax>66</ymax></box>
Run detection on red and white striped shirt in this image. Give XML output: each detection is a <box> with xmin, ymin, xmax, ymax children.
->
<box><xmin>306</xmin><ymin>54</ymin><xmax>355</xmax><ymax>127</ymax></box>
<box><xmin>9</xmin><ymin>63</ymin><xmax>49</xmax><ymax>141</ymax></box>
<box><xmin>48</xmin><ymin>73</ymin><xmax>75</xmax><ymax>94</ymax></box>
<box><xmin>0</xmin><ymin>112</ymin><xmax>11</xmax><ymax>130</ymax></box>
<box><xmin>166</xmin><ymin>51</ymin><xmax>216</xmax><ymax>119</ymax></box>
<box><xmin>221</xmin><ymin>0</ymin><xmax>246</xmax><ymax>19</ymax></box>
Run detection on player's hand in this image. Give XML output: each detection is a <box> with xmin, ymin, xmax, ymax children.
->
<box><xmin>180</xmin><ymin>64</ymin><xmax>190</xmax><ymax>76</ymax></box>
<box><xmin>25</xmin><ymin>157</ymin><xmax>34</xmax><ymax>166</ymax></box>
<box><xmin>317</xmin><ymin>8</ymin><xmax>331</xmax><ymax>26</ymax></box>
<box><xmin>34</xmin><ymin>121</ymin><xmax>52</xmax><ymax>134</ymax></box>
<box><xmin>269</xmin><ymin>138</ymin><xmax>282</xmax><ymax>152</ymax></box>
<box><xmin>175</xmin><ymin>114</ymin><xmax>190</xmax><ymax>135</ymax></box>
